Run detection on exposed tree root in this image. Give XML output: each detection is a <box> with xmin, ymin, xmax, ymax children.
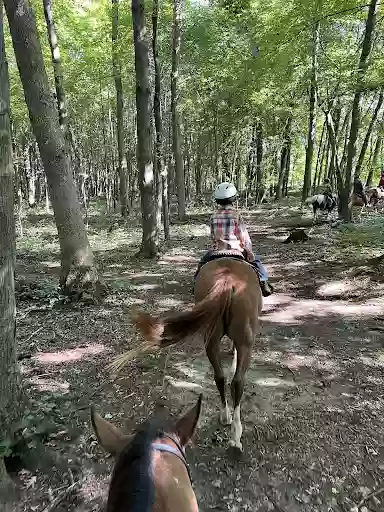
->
<box><xmin>60</xmin><ymin>265</ymin><xmax>107</xmax><ymax>304</ymax></box>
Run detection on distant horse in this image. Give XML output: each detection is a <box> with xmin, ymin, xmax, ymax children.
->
<box><xmin>305</xmin><ymin>193</ymin><xmax>338</xmax><ymax>220</ymax></box>
<box><xmin>132</xmin><ymin>258</ymin><xmax>262</xmax><ymax>451</ymax></box>
<box><xmin>91</xmin><ymin>396</ymin><xmax>202</xmax><ymax>512</ymax></box>
<box><xmin>349</xmin><ymin>191</ymin><xmax>370</xmax><ymax>221</ymax></box>
<box><xmin>366</xmin><ymin>187</ymin><xmax>384</xmax><ymax>207</ymax></box>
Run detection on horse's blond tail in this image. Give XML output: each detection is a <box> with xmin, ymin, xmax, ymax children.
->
<box><xmin>134</xmin><ymin>278</ymin><xmax>234</xmax><ymax>347</ymax></box>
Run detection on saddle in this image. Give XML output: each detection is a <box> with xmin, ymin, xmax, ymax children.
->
<box><xmin>205</xmin><ymin>249</ymin><xmax>245</xmax><ymax>263</ymax></box>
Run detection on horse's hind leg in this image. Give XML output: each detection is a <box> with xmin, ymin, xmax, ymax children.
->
<box><xmin>206</xmin><ymin>332</ymin><xmax>231</xmax><ymax>425</ymax></box>
<box><xmin>228</xmin><ymin>335</ymin><xmax>252</xmax><ymax>451</ymax></box>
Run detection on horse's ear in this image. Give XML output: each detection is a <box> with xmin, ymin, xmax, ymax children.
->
<box><xmin>174</xmin><ymin>395</ymin><xmax>202</xmax><ymax>447</ymax></box>
<box><xmin>90</xmin><ymin>407</ymin><xmax>133</xmax><ymax>456</ymax></box>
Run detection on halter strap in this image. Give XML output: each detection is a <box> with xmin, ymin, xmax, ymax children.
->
<box><xmin>152</xmin><ymin>434</ymin><xmax>192</xmax><ymax>482</ymax></box>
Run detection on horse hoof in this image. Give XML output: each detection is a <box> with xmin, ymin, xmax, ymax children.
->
<box><xmin>220</xmin><ymin>409</ymin><xmax>232</xmax><ymax>426</ymax></box>
<box><xmin>228</xmin><ymin>439</ymin><xmax>243</xmax><ymax>452</ymax></box>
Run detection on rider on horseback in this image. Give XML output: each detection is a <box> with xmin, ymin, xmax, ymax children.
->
<box><xmin>195</xmin><ymin>182</ymin><xmax>273</xmax><ymax>297</ymax></box>
<box><xmin>322</xmin><ymin>178</ymin><xmax>333</xmax><ymax>197</ymax></box>
<box><xmin>379</xmin><ymin>170</ymin><xmax>384</xmax><ymax>189</ymax></box>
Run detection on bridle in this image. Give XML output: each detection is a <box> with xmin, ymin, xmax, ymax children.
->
<box><xmin>152</xmin><ymin>433</ymin><xmax>192</xmax><ymax>483</ymax></box>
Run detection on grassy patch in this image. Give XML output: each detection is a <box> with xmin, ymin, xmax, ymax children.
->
<box><xmin>334</xmin><ymin>217</ymin><xmax>384</xmax><ymax>263</ymax></box>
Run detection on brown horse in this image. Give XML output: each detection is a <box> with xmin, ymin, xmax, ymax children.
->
<box><xmin>91</xmin><ymin>395</ymin><xmax>202</xmax><ymax>512</ymax></box>
<box><xmin>350</xmin><ymin>192</ymin><xmax>370</xmax><ymax>221</ymax></box>
<box><xmin>133</xmin><ymin>258</ymin><xmax>262</xmax><ymax>451</ymax></box>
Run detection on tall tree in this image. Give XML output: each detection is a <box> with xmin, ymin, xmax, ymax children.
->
<box><xmin>4</xmin><ymin>0</ymin><xmax>102</xmax><ymax>296</ymax></box>
<box><xmin>340</xmin><ymin>0</ymin><xmax>379</xmax><ymax>220</ymax></box>
<box><xmin>302</xmin><ymin>21</ymin><xmax>319</xmax><ymax>203</ymax></box>
<box><xmin>0</xmin><ymin>0</ymin><xmax>19</xmax><ymax>492</ymax></box>
<box><xmin>366</xmin><ymin>134</ymin><xmax>382</xmax><ymax>188</ymax></box>
<box><xmin>152</xmin><ymin>0</ymin><xmax>169</xmax><ymax>240</ymax></box>
<box><xmin>276</xmin><ymin>117</ymin><xmax>292</xmax><ymax>200</ymax></box>
<box><xmin>112</xmin><ymin>0</ymin><xmax>128</xmax><ymax>217</ymax></box>
<box><xmin>43</xmin><ymin>0</ymin><xmax>67</xmax><ymax>133</ymax></box>
<box><xmin>171</xmin><ymin>0</ymin><xmax>186</xmax><ymax>220</ymax></box>
<box><xmin>255</xmin><ymin>120</ymin><xmax>264</xmax><ymax>203</ymax></box>
<box><xmin>132</xmin><ymin>0</ymin><xmax>159</xmax><ymax>256</ymax></box>
<box><xmin>355</xmin><ymin>90</ymin><xmax>383</xmax><ymax>178</ymax></box>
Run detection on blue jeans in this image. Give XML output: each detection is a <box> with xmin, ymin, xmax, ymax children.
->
<box><xmin>194</xmin><ymin>251</ymin><xmax>269</xmax><ymax>282</ymax></box>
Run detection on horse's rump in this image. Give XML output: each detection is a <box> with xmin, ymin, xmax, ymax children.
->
<box><xmin>134</xmin><ymin>259</ymin><xmax>261</xmax><ymax>346</ymax></box>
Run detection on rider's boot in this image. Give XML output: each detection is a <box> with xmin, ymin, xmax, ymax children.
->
<box><xmin>260</xmin><ymin>281</ymin><xmax>274</xmax><ymax>297</ymax></box>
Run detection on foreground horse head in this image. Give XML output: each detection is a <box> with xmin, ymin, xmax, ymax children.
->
<box><xmin>131</xmin><ymin>258</ymin><xmax>262</xmax><ymax>451</ymax></box>
<box><xmin>91</xmin><ymin>395</ymin><xmax>202</xmax><ymax>512</ymax></box>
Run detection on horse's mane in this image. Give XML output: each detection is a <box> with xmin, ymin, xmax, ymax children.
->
<box><xmin>106</xmin><ymin>416</ymin><xmax>172</xmax><ymax>512</ymax></box>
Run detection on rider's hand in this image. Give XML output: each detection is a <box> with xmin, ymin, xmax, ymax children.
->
<box><xmin>245</xmin><ymin>250</ymin><xmax>255</xmax><ymax>262</ymax></box>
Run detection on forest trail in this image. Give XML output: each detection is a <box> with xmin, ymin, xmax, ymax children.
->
<box><xmin>15</xmin><ymin>203</ymin><xmax>384</xmax><ymax>512</ymax></box>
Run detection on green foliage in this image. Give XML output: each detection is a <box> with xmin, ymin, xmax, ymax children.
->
<box><xmin>5</xmin><ymin>0</ymin><xmax>384</xmax><ymax>191</ymax></box>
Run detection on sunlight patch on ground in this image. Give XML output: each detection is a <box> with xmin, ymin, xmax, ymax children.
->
<box><xmin>131</xmin><ymin>283</ymin><xmax>158</xmax><ymax>291</ymax></box>
<box><xmin>121</xmin><ymin>298</ymin><xmax>145</xmax><ymax>306</ymax></box>
<box><xmin>127</xmin><ymin>272</ymin><xmax>164</xmax><ymax>279</ymax></box>
<box><xmin>253</xmin><ymin>376</ymin><xmax>296</xmax><ymax>388</ymax></box>
<box><xmin>174</xmin><ymin>361</ymin><xmax>209</xmax><ymax>384</ymax></box>
<box><xmin>42</xmin><ymin>260</ymin><xmax>60</xmax><ymax>268</ymax></box>
<box><xmin>34</xmin><ymin>343</ymin><xmax>108</xmax><ymax>364</ymax></box>
<box><xmin>359</xmin><ymin>353</ymin><xmax>384</xmax><ymax>368</ymax></box>
<box><xmin>157</xmin><ymin>297</ymin><xmax>186</xmax><ymax>307</ymax></box>
<box><xmin>366</xmin><ymin>375</ymin><xmax>384</xmax><ymax>385</ymax></box>
<box><xmin>286</xmin><ymin>260</ymin><xmax>309</xmax><ymax>269</ymax></box>
<box><xmin>284</xmin><ymin>353</ymin><xmax>340</xmax><ymax>371</ymax></box>
<box><xmin>263</xmin><ymin>293</ymin><xmax>384</xmax><ymax>323</ymax></box>
<box><xmin>28</xmin><ymin>376</ymin><xmax>70</xmax><ymax>393</ymax></box>
<box><xmin>254</xmin><ymin>350</ymin><xmax>340</xmax><ymax>372</ymax></box>
<box><xmin>317</xmin><ymin>280</ymin><xmax>356</xmax><ymax>297</ymax></box>
<box><xmin>160</xmin><ymin>255</ymin><xmax>198</xmax><ymax>264</ymax></box>
<box><xmin>165</xmin><ymin>376</ymin><xmax>203</xmax><ymax>390</ymax></box>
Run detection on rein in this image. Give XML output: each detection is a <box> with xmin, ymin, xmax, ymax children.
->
<box><xmin>152</xmin><ymin>433</ymin><xmax>192</xmax><ymax>483</ymax></box>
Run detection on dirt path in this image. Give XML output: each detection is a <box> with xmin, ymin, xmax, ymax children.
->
<box><xmin>13</xmin><ymin>205</ymin><xmax>384</xmax><ymax>512</ymax></box>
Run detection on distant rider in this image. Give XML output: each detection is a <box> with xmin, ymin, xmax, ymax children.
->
<box><xmin>378</xmin><ymin>170</ymin><xmax>384</xmax><ymax>189</ymax></box>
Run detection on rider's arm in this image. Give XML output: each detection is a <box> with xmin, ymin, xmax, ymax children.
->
<box><xmin>210</xmin><ymin>215</ymin><xmax>215</xmax><ymax>242</ymax></box>
<box><xmin>236</xmin><ymin>214</ymin><xmax>253</xmax><ymax>253</ymax></box>
<box><xmin>209</xmin><ymin>215</ymin><xmax>217</xmax><ymax>249</ymax></box>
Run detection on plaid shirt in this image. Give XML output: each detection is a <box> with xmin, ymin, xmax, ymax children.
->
<box><xmin>210</xmin><ymin>207</ymin><xmax>252</xmax><ymax>253</ymax></box>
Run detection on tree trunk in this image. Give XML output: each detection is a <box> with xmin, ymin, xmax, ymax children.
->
<box><xmin>327</xmin><ymin>101</ymin><xmax>341</xmax><ymax>182</ymax></box>
<box><xmin>325</xmin><ymin>111</ymin><xmax>349</xmax><ymax>219</ymax></box>
<box><xmin>255</xmin><ymin>120</ymin><xmax>264</xmax><ymax>203</ymax></box>
<box><xmin>366</xmin><ymin>134</ymin><xmax>382</xmax><ymax>188</ymax></box>
<box><xmin>342</xmin><ymin>0</ymin><xmax>379</xmax><ymax>220</ymax></box>
<box><xmin>283</xmin><ymin>139</ymin><xmax>291</xmax><ymax>197</ymax></box>
<box><xmin>276</xmin><ymin>117</ymin><xmax>292</xmax><ymax>200</ymax></box>
<box><xmin>301</xmin><ymin>21</ymin><xmax>319</xmax><ymax>203</ymax></box>
<box><xmin>171</xmin><ymin>0</ymin><xmax>185</xmax><ymax>220</ymax></box>
<box><xmin>0</xmin><ymin>2</ymin><xmax>19</xmax><ymax>493</ymax></box>
<box><xmin>4</xmin><ymin>0</ymin><xmax>103</xmax><ymax>298</ymax></box>
<box><xmin>43</xmin><ymin>0</ymin><xmax>67</xmax><ymax>132</ymax></box>
<box><xmin>112</xmin><ymin>0</ymin><xmax>128</xmax><ymax>217</ymax></box>
<box><xmin>312</xmin><ymin>120</ymin><xmax>325</xmax><ymax>193</ymax></box>
<box><xmin>152</xmin><ymin>0</ymin><xmax>169</xmax><ymax>240</ymax></box>
<box><xmin>132</xmin><ymin>0</ymin><xmax>159</xmax><ymax>256</ymax></box>
<box><xmin>355</xmin><ymin>90</ymin><xmax>383</xmax><ymax>178</ymax></box>
<box><xmin>246</xmin><ymin>124</ymin><xmax>256</xmax><ymax>188</ymax></box>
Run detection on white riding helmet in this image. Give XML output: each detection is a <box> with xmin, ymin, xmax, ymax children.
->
<box><xmin>214</xmin><ymin>182</ymin><xmax>238</xmax><ymax>200</ymax></box>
